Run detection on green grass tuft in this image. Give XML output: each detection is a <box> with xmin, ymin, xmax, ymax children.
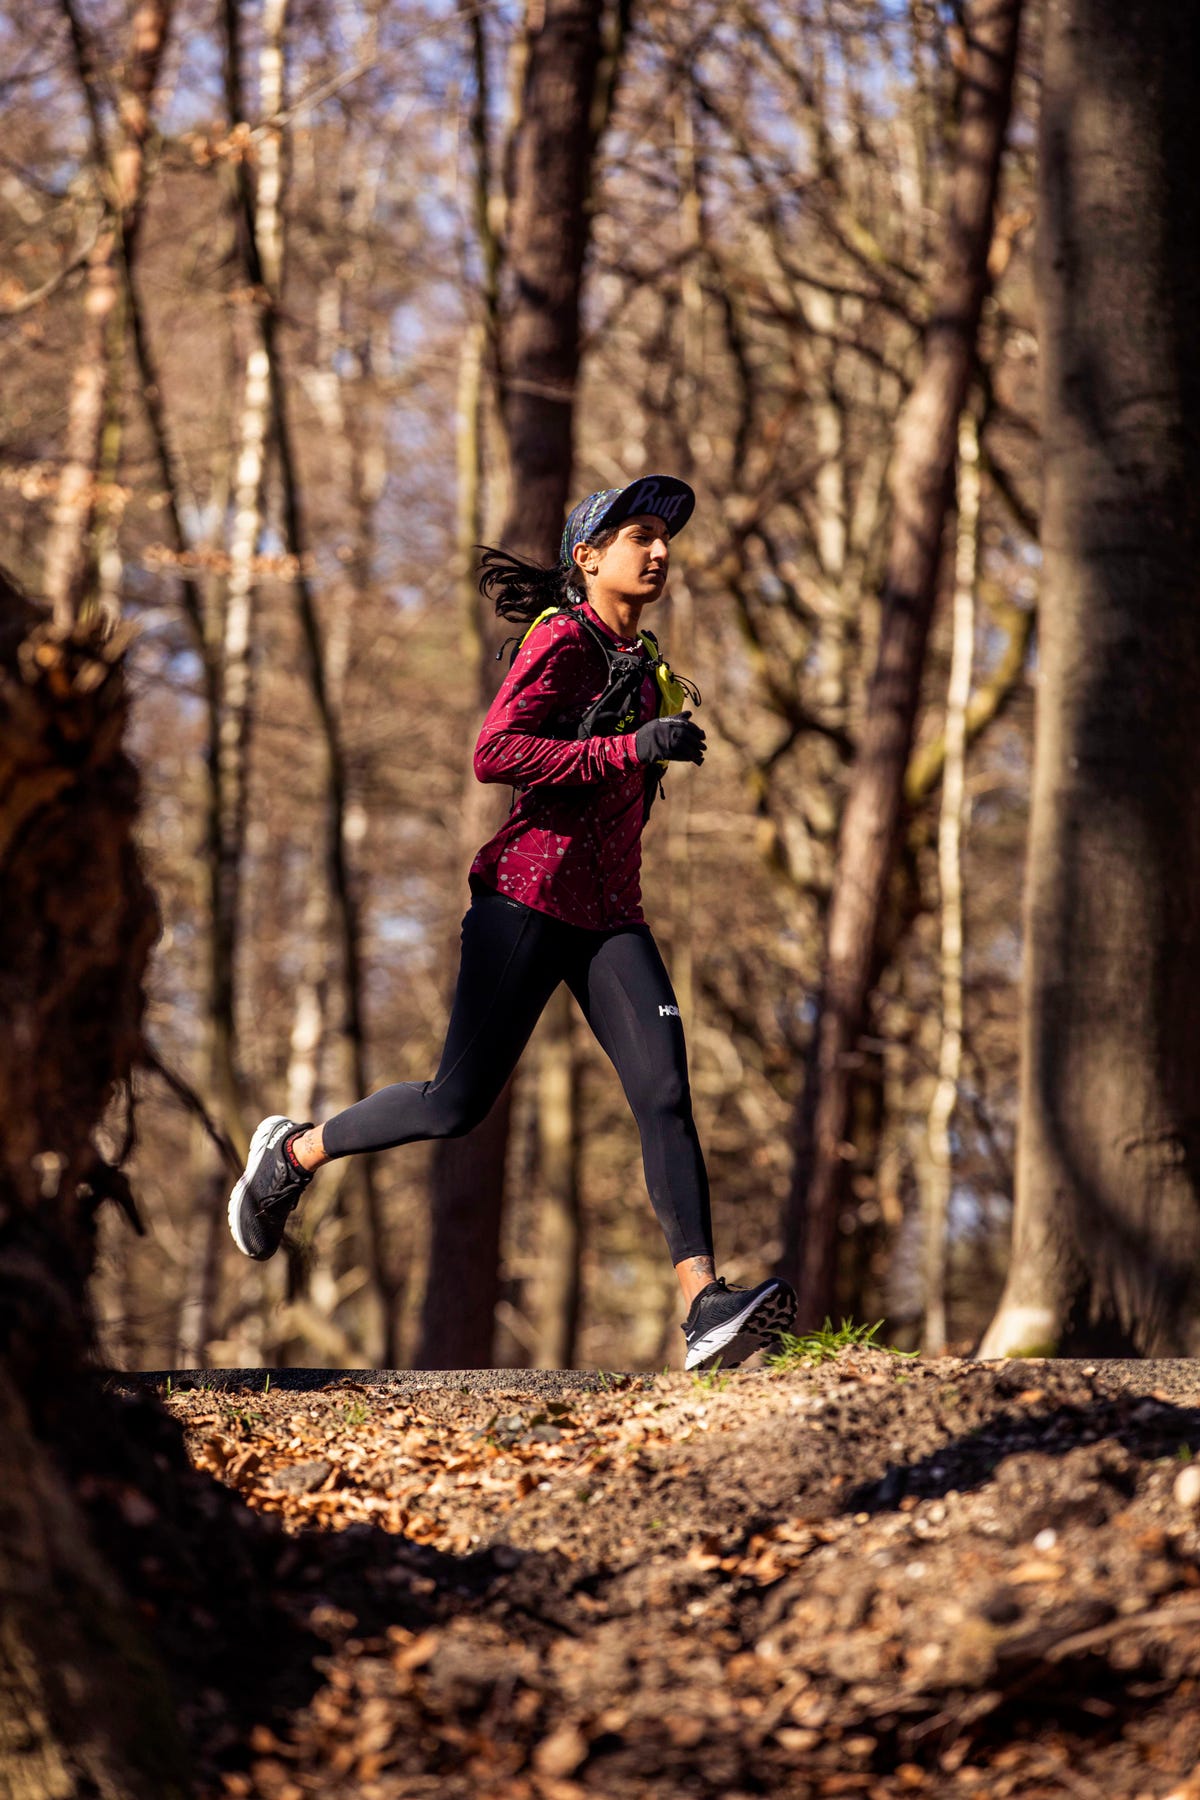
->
<box><xmin>765</xmin><ymin>1317</ymin><xmax>914</xmax><ymax>1371</ymax></box>
<box><xmin>691</xmin><ymin>1365</ymin><xmax>731</xmax><ymax>1393</ymax></box>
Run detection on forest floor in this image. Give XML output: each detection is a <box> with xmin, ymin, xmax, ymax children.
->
<box><xmin>122</xmin><ymin>1353</ymin><xmax>1200</xmax><ymax>1800</ymax></box>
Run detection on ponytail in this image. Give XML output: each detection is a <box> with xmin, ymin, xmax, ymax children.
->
<box><xmin>477</xmin><ymin>523</ymin><xmax>618</xmax><ymax>624</ymax></box>
<box><xmin>477</xmin><ymin>546</ymin><xmax>579</xmax><ymax>624</ymax></box>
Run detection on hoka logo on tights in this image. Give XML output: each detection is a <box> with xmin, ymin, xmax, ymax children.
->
<box><xmin>659</xmin><ymin>1004</ymin><xmax>681</xmax><ymax>1018</ymax></box>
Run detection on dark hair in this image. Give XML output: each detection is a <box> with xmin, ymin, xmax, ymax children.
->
<box><xmin>477</xmin><ymin>526</ymin><xmax>618</xmax><ymax>624</ymax></box>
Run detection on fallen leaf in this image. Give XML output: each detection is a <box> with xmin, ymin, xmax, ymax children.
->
<box><xmin>533</xmin><ymin>1723</ymin><xmax>588</xmax><ymax>1778</ymax></box>
<box><xmin>1009</xmin><ymin>1559</ymin><xmax>1066</xmax><ymax>1584</ymax></box>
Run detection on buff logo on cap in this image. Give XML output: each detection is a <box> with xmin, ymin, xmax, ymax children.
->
<box><xmin>623</xmin><ymin>479</ymin><xmax>690</xmax><ymax>525</ymax></box>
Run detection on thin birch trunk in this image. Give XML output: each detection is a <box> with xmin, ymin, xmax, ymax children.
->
<box><xmin>280</xmin><ymin>273</ymin><xmax>346</xmax><ymax>1155</ymax></box>
<box><xmin>276</xmin><ymin>265</ymin><xmax>390</xmax><ymax>1365</ymax></box>
<box><xmin>666</xmin><ymin>93</ymin><xmax>703</xmax><ymax>1021</ymax></box>
<box><xmin>805</xmin><ymin>289</ymin><xmax>850</xmax><ymax>725</ymax></box>
<box><xmin>923</xmin><ymin>410</ymin><xmax>979</xmax><ymax>1356</ymax></box>
<box><xmin>91</xmin><ymin>283</ymin><xmax>128</xmax><ymax>624</ymax></box>
<box><xmin>219</xmin><ymin>0</ymin><xmax>400</xmax><ymax>1360</ymax></box>
<box><xmin>42</xmin><ymin>247</ymin><xmax>117</xmax><ymax>625</ymax></box>
<box><xmin>212</xmin><ymin>337</ymin><xmax>270</xmax><ymax>1122</ymax></box>
<box><xmin>181</xmin><ymin>0</ymin><xmax>291</xmax><ymax>1368</ymax></box>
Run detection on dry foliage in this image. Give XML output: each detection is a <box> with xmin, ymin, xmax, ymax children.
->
<box><xmin>119</xmin><ymin>1353</ymin><xmax>1200</xmax><ymax>1798</ymax></box>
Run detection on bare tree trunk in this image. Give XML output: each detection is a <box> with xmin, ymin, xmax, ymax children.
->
<box><xmin>419</xmin><ymin>0</ymin><xmax>609</xmax><ymax>1369</ymax></box>
<box><xmin>528</xmin><ymin>988</ymin><xmax>584</xmax><ymax>1367</ymax></box>
<box><xmin>981</xmin><ymin>0</ymin><xmax>1200</xmax><ymax>1358</ymax></box>
<box><xmin>179</xmin><ymin>0</ymin><xmax>291</xmax><ymax>1371</ymax></box>
<box><xmin>116</xmin><ymin>104</ymin><xmax>231</xmax><ymax>1182</ymax></box>
<box><xmin>212</xmin><ymin>343</ymin><xmax>269</xmax><ymax>1132</ymax></box>
<box><xmin>497</xmin><ymin>0</ymin><xmax>605</xmax><ymax>555</ymax></box>
<box><xmin>219</xmin><ymin>0</ymin><xmax>399</xmax><ymax>1360</ymax></box>
<box><xmin>42</xmin><ymin>96</ymin><xmax>112</xmax><ymax>616</ymax></box>
<box><xmin>278</xmin><ymin>263</ymin><xmax>387</xmax><ymax>1365</ymax></box>
<box><xmin>923</xmin><ymin>411</ymin><xmax>979</xmax><ymax>1355</ymax></box>
<box><xmin>785</xmin><ymin>0</ymin><xmax>1022</xmax><ymax>1326</ymax></box>
<box><xmin>44</xmin><ymin>1</ymin><xmax>172</xmax><ymax>626</ymax></box>
<box><xmin>174</xmin><ymin>334</ymin><xmax>272</xmax><ymax>1370</ymax></box>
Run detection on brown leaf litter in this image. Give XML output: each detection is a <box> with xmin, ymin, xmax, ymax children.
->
<box><xmin>144</xmin><ymin>1354</ymin><xmax>1200</xmax><ymax>1799</ymax></box>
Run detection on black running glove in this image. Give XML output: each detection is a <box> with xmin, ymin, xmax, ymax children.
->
<box><xmin>634</xmin><ymin>711</ymin><xmax>706</xmax><ymax>766</ymax></box>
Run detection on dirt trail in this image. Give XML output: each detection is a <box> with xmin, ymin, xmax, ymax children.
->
<box><xmin>113</xmin><ymin>1354</ymin><xmax>1200</xmax><ymax>1798</ymax></box>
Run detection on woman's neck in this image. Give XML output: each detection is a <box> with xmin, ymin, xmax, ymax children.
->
<box><xmin>584</xmin><ymin>591</ymin><xmax>644</xmax><ymax>642</ymax></box>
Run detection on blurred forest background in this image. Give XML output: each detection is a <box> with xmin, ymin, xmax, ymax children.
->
<box><xmin>0</xmin><ymin>0</ymin><xmax>1042</xmax><ymax>1371</ymax></box>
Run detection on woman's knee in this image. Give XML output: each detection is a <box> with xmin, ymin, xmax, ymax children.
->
<box><xmin>630</xmin><ymin>1067</ymin><xmax>691</xmax><ymax>1127</ymax></box>
<box><xmin>425</xmin><ymin>1082</ymin><xmax>492</xmax><ymax>1140</ymax></box>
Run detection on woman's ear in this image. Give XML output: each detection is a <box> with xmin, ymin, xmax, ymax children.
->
<box><xmin>572</xmin><ymin>541</ymin><xmax>597</xmax><ymax>579</ymax></box>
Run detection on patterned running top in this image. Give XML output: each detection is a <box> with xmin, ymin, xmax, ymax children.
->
<box><xmin>469</xmin><ymin>601</ymin><xmax>660</xmax><ymax>930</ymax></box>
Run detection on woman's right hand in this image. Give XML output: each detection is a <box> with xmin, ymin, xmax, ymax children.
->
<box><xmin>634</xmin><ymin>712</ymin><xmax>706</xmax><ymax>766</ymax></box>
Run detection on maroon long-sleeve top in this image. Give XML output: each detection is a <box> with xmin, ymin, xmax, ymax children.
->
<box><xmin>469</xmin><ymin>601</ymin><xmax>659</xmax><ymax>930</ymax></box>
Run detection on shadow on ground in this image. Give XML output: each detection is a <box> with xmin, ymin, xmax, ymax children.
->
<box><xmin>84</xmin><ymin>1362</ymin><xmax>1200</xmax><ymax>1798</ymax></box>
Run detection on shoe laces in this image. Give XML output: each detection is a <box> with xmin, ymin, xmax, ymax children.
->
<box><xmin>260</xmin><ymin>1167</ymin><xmax>311</xmax><ymax>1216</ymax></box>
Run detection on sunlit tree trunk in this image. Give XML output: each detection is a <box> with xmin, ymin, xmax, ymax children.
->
<box><xmin>278</xmin><ymin>258</ymin><xmax>389</xmax><ymax>1365</ymax></box>
<box><xmin>41</xmin><ymin>217</ymin><xmax>114</xmax><ymax>622</ymax></box>
<box><xmin>785</xmin><ymin>0</ymin><xmax>1022</xmax><ymax>1327</ymax></box>
<box><xmin>214</xmin><ymin>0</ymin><xmax>400</xmax><ymax>1362</ymax></box>
<box><xmin>178</xmin><ymin>0</ymin><xmax>293</xmax><ymax>1369</ymax></box>
<box><xmin>981</xmin><ymin>0</ymin><xmax>1200</xmax><ymax>1358</ymax></box>
<box><xmin>174</xmin><ymin>335</ymin><xmax>271</xmax><ymax>1370</ymax></box>
<box><xmin>923</xmin><ymin>412</ymin><xmax>979</xmax><ymax>1355</ymax></box>
<box><xmin>43</xmin><ymin>0</ymin><xmax>172</xmax><ymax>626</ymax></box>
<box><xmin>213</xmin><ymin>345</ymin><xmax>269</xmax><ymax>1126</ymax></box>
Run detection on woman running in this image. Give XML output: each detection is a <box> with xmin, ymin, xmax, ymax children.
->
<box><xmin>228</xmin><ymin>474</ymin><xmax>796</xmax><ymax>1369</ymax></box>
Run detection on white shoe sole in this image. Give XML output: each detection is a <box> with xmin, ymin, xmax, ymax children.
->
<box><xmin>684</xmin><ymin>1281</ymin><xmax>796</xmax><ymax>1371</ymax></box>
<box><xmin>227</xmin><ymin>1114</ymin><xmax>292</xmax><ymax>1257</ymax></box>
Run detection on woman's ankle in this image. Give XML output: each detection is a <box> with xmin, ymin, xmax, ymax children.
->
<box><xmin>289</xmin><ymin>1124</ymin><xmax>329</xmax><ymax>1172</ymax></box>
<box><xmin>675</xmin><ymin>1254</ymin><xmax>716</xmax><ymax>1308</ymax></box>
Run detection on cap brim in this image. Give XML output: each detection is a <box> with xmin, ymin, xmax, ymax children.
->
<box><xmin>596</xmin><ymin>475</ymin><xmax>695</xmax><ymax>537</ymax></box>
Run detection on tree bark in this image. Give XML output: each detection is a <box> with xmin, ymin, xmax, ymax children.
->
<box><xmin>419</xmin><ymin>0</ymin><xmax>608</xmax><ymax>1369</ymax></box>
<box><xmin>0</xmin><ymin>577</ymin><xmax>184</xmax><ymax>1795</ymax></box>
<box><xmin>218</xmin><ymin>0</ymin><xmax>400</xmax><ymax>1360</ymax></box>
<box><xmin>497</xmin><ymin>0</ymin><xmax>604</xmax><ymax>555</ymax></box>
<box><xmin>43</xmin><ymin>1</ymin><xmax>172</xmax><ymax>627</ymax></box>
<box><xmin>784</xmin><ymin>0</ymin><xmax>1022</xmax><ymax>1327</ymax></box>
<box><xmin>924</xmin><ymin>411</ymin><xmax>979</xmax><ymax>1355</ymax></box>
<box><xmin>528</xmin><ymin>987</ymin><xmax>584</xmax><ymax>1368</ymax></box>
<box><xmin>980</xmin><ymin>0</ymin><xmax>1200</xmax><ymax>1358</ymax></box>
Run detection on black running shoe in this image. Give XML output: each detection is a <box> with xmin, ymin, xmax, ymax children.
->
<box><xmin>227</xmin><ymin>1114</ymin><xmax>314</xmax><ymax>1261</ymax></box>
<box><xmin>682</xmin><ymin>1276</ymin><xmax>797</xmax><ymax>1371</ymax></box>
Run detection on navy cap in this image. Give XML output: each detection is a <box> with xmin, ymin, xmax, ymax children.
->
<box><xmin>560</xmin><ymin>474</ymin><xmax>696</xmax><ymax>570</ymax></box>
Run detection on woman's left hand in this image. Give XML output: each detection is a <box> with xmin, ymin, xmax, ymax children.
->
<box><xmin>635</xmin><ymin>713</ymin><xmax>706</xmax><ymax>765</ymax></box>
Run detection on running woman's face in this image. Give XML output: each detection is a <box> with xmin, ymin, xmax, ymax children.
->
<box><xmin>575</xmin><ymin>513</ymin><xmax>671</xmax><ymax>603</ymax></box>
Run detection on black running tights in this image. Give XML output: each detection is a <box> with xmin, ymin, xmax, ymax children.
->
<box><xmin>321</xmin><ymin>889</ymin><xmax>712</xmax><ymax>1264</ymax></box>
